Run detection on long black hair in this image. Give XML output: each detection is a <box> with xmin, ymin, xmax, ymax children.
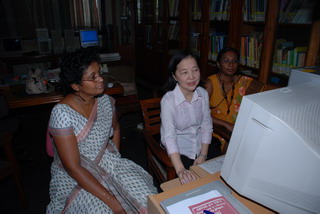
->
<box><xmin>163</xmin><ymin>49</ymin><xmax>200</xmax><ymax>92</ymax></box>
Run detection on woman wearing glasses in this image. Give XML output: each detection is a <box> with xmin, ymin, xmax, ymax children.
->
<box><xmin>204</xmin><ymin>47</ymin><xmax>254</xmax><ymax>147</ymax></box>
<box><xmin>46</xmin><ymin>49</ymin><xmax>157</xmax><ymax>214</ymax></box>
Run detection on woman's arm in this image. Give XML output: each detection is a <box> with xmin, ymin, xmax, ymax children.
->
<box><xmin>160</xmin><ymin>97</ymin><xmax>197</xmax><ymax>184</ymax></box>
<box><xmin>212</xmin><ymin>117</ymin><xmax>234</xmax><ymax>132</ymax></box>
<box><xmin>193</xmin><ymin>143</ymin><xmax>209</xmax><ymax>165</ymax></box>
<box><xmin>194</xmin><ymin>89</ymin><xmax>213</xmax><ymax>165</ymax></box>
<box><xmin>112</xmin><ymin>112</ymin><xmax>121</xmax><ymax>150</ymax></box>
<box><xmin>169</xmin><ymin>152</ymin><xmax>197</xmax><ymax>184</ymax></box>
<box><xmin>54</xmin><ymin>135</ymin><xmax>125</xmax><ymax>213</ymax></box>
<box><xmin>109</xmin><ymin>96</ymin><xmax>121</xmax><ymax>150</ymax></box>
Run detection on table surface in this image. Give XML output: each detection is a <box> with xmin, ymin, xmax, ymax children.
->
<box><xmin>1</xmin><ymin>83</ymin><xmax>124</xmax><ymax>109</ymax></box>
<box><xmin>157</xmin><ymin>159</ymin><xmax>276</xmax><ymax>214</ymax></box>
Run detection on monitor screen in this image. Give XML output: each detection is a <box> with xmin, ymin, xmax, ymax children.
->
<box><xmin>221</xmin><ymin>82</ymin><xmax>320</xmax><ymax>214</ymax></box>
<box><xmin>79</xmin><ymin>29</ymin><xmax>99</xmax><ymax>48</ymax></box>
<box><xmin>2</xmin><ymin>37</ymin><xmax>22</xmax><ymax>52</ymax></box>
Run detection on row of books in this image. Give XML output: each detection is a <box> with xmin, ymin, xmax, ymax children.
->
<box><xmin>191</xmin><ymin>0</ymin><xmax>202</xmax><ymax>20</ymax></box>
<box><xmin>243</xmin><ymin>0</ymin><xmax>267</xmax><ymax>22</ymax></box>
<box><xmin>208</xmin><ymin>32</ymin><xmax>227</xmax><ymax>61</ymax></box>
<box><xmin>210</xmin><ymin>0</ymin><xmax>230</xmax><ymax>21</ymax></box>
<box><xmin>120</xmin><ymin>0</ymin><xmax>130</xmax><ymax>17</ymax></box>
<box><xmin>279</xmin><ymin>0</ymin><xmax>316</xmax><ymax>24</ymax></box>
<box><xmin>191</xmin><ymin>0</ymin><xmax>230</xmax><ymax>21</ymax></box>
<box><xmin>168</xmin><ymin>22</ymin><xmax>179</xmax><ymax>41</ymax></box>
<box><xmin>272</xmin><ymin>39</ymin><xmax>307</xmax><ymax>76</ymax></box>
<box><xmin>190</xmin><ymin>33</ymin><xmax>201</xmax><ymax>56</ymax></box>
<box><xmin>240</xmin><ymin>32</ymin><xmax>263</xmax><ymax>69</ymax></box>
<box><xmin>168</xmin><ymin>0</ymin><xmax>179</xmax><ymax>17</ymax></box>
<box><xmin>145</xmin><ymin>25</ymin><xmax>153</xmax><ymax>48</ymax></box>
<box><xmin>191</xmin><ymin>0</ymin><xmax>315</xmax><ymax>24</ymax></box>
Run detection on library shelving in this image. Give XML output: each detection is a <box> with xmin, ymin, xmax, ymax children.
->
<box><xmin>134</xmin><ymin>0</ymin><xmax>189</xmax><ymax>91</ymax></box>
<box><xmin>134</xmin><ymin>0</ymin><xmax>320</xmax><ymax>91</ymax></box>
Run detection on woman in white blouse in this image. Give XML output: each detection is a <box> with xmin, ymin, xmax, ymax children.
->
<box><xmin>160</xmin><ymin>49</ymin><xmax>220</xmax><ymax>185</ymax></box>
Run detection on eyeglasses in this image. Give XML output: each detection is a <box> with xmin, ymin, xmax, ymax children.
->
<box><xmin>82</xmin><ymin>71</ymin><xmax>103</xmax><ymax>82</ymax></box>
<box><xmin>220</xmin><ymin>58</ymin><xmax>239</xmax><ymax>64</ymax></box>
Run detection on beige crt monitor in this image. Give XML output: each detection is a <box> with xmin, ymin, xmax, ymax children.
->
<box><xmin>221</xmin><ymin>82</ymin><xmax>320</xmax><ymax>214</ymax></box>
<box><xmin>288</xmin><ymin>66</ymin><xmax>320</xmax><ymax>86</ymax></box>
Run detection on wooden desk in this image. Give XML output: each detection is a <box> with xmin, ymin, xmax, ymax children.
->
<box><xmin>0</xmin><ymin>54</ymin><xmax>64</xmax><ymax>74</ymax></box>
<box><xmin>1</xmin><ymin>83</ymin><xmax>124</xmax><ymax>109</ymax></box>
<box><xmin>151</xmin><ymin>163</ymin><xmax>276</xmax><ymax>214</ymax></box>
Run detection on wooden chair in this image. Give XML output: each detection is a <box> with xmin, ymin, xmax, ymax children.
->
<box><xmin>139</xmin><ymin>98</ymin><xmax>176</xmax><ymax>184</ymax></box>
<box><xmin>216</xmin><ymin>78</ymin><xmax>265</xmax><ymax>154</ymax></box>
<box><xmin>0</xmin><ymin>93</ymin><xmax>27</xmax><ymax>208</ymax></box>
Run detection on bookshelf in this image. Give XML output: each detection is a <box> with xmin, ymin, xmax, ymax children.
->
<box><xmin>134</xmin><ymin>0</ymin><xmax>189</xmax><ymax>89</ymax></box>
<box><xmin>196</xmin><ymin>0</ymin><xmax>320</xmax><ymax>88</ymax></box>
<box><xmin>119</xmin><ymin>0</ymin><xmax>134</xmax><ymax>45</ymax></box>
<box><xmin>259</xmin><ymin>0</ymin><xmax>319</xmax><ymax>88</ymax></box>
<box><xmin>134</xmin><ymin>0</ymin><xmax>320</xmax><ymax>90</ymax></box>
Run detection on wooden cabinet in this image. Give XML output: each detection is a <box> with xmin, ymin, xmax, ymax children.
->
<box><xmin>134</xmin><ymin>0</ymin><xmax>320</xmax><ymax>90</ymax></box>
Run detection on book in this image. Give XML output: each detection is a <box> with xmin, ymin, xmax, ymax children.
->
<box><xmin>160</xmin><ymin>181</ymin><xmax>252</xmax><ymax>214</ymax></box>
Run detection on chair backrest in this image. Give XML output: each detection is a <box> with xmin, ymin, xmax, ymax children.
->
<box><xmin>140</xmin><ymin>97</ymin><xmax>162</xmax><ymax>135</ymax></box>
<box><xmin>245</xmin><ymin>78</ymin><xmax>265</xmax><ymax>95</ymax></box>
<box><xmin>0</xmin><ymin>93</ymin><xmax>9</xmax><ymax>119</ymax></box>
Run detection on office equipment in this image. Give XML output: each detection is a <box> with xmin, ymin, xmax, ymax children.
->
<box><xmin>37</xmin><ymin>28</ymin><xmax>51</xmax><ymax>54</ymax></box>
<box><xmin>2</xmin><ymin>37</ymin><xmax>23</xmax><ymax>52</ymax></box>
<box><xmin>288</xmin><ymin>66</ymin><xmax>320</xmax><ymax>86</ymax></box>
<box><xmin>64</xmin><ymin>29</ymin><xmax>76</xmax><ymax>53</ymax></box>
<box><xmin>51</xmin><ymin>30</ymin><xmax>64</xmax><ymax>53</ymax></box>
<box><xmin>0</xmin><ymin>37</ymin><xmax>23</xmax><ymax>57</ymax></box>
<box><xmin>199</xmin><ymin>155</ymin><xmax>225</xmax><ymax>174</ymax></box>
<box><xmin>43</xmin><ymin>68</ymin><xmax>61</xmax><ymax>83</ymax></box>
<box><xmin>79</xmin><ymin>29</ymin><xmax>99</xmax><ymax>48</ymax></box>
<box><xmin>221</xmin><ymin>82</ymin><xmax>320</xmax><ymax>214</ymax></box>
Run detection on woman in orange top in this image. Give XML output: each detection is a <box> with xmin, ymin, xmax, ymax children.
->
<box><xmin>205</xmin><ymin>47</ymin><xmax>253</xmax><ymax>138</ymax></box>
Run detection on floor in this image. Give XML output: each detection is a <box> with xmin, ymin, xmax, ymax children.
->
<box><xmin>0</xmin><ymin>106</ymin><xmax>154</xmax><ymax>214</ymax></box>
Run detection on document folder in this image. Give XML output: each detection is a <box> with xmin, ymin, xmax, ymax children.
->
<box><xmin>160</xmin><ymin>181</ymin><xmax>252</xmax><ymax>214</ymax></box>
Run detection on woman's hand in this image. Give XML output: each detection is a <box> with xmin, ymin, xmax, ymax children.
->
<box><xmin>108</xmin><ymin>196</ymin><xmax>126</xmax><ymax>214</ymax></box>
<box><xmin>193</xmin><ymin>155</ymin><xmax>206</xmax><ymax>165</ymax></box>
<box><xmin>177</xmin><ymin>169</ymin><xmax>197</xmax><ymax>185</ymax></box>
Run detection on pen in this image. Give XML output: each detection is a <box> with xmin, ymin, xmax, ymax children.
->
<box><xmin>203</xmin><ymin>210</ymin><xmax>214</xmax><ymax>214</ymax></box>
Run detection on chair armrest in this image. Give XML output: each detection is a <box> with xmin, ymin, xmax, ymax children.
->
<box><xmin>143</xmin><ymin>129</ymin><xmax>173</xmax><ymax>167</ymax></box>
<box><xmin>213</xmin><ymin>125</ymin><xmax>231</xmax><ymax>142</ymax></box>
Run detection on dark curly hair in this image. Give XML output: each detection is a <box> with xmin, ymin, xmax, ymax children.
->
<box><xmin>60</xmin><ymin>48</ymin><xmax>100</xmax><ymax>95</ymax></box>
<box><xmin>163</xmin><ymin>49</ymin><xmax>200</xmax><ymax>92</ymax></box>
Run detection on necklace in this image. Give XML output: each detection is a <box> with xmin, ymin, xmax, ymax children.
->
<box><xmin>218</xmin><ymin>74</ymin><xmax>235</xmax><ymax>115</ymax></box>
<box><xmin>72</xmin><ymin>94</ymin><xmax>89</xmax><ymax>118</ymax></box>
